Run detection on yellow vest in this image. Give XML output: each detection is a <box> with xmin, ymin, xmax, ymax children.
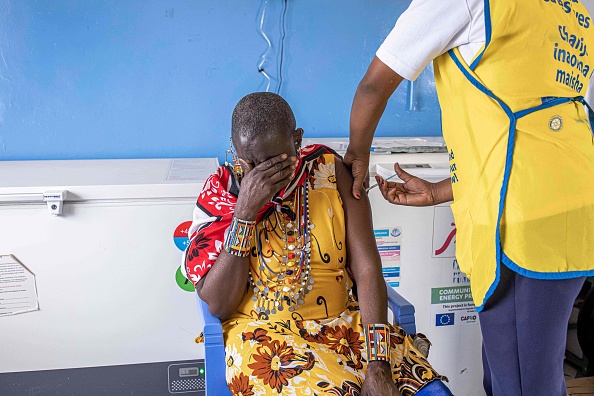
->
<box><xmin>433</xmin><ymin>0</ymin><xmax>594</xmax><ymax>310</ymax></box>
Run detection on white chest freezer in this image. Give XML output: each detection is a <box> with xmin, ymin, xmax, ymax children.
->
<box><xmin>0</xmin><ymin>158</ymin><xmax>217</xmax><ymax>395</ymax></box>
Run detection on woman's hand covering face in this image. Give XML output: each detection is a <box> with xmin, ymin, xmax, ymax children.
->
<box><xmin>233</xmin><ymin>153</ymin><xmax>298</xmax><ymax>221</ymax></box>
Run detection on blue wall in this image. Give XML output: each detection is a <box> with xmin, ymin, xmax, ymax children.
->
<box><xmin>0</xmin><ymin>0</ymin><xmax>441</xmax><ymax>163</ymax></box>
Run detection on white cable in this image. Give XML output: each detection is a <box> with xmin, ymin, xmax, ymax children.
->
<box><xmin>257</xmin><ymin>0</ymin><xmax>272</xmax><ymax>92</ymax></box>
<box><xmin>277</xmin><ymin>0</ymin><xmax>288</xmax><ymax>94</ymax></box>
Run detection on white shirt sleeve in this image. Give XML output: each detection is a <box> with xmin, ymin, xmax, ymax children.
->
<box><xmin>376</xmin><ymin>0</ymin><xmax>475</xmax><ymax>81</ymax></box>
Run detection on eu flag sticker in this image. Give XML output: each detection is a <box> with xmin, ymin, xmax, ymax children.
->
<box><xmin>436</xmin><ymin>313</ymin><xmax>455</xmax><ymax>326</ymax></box>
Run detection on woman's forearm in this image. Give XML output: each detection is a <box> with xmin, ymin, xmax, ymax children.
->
<box><xmin>349</xmin><ymin>57</ymin><xmax>404</xmax><ymax>154</ymax></box>
<box><xmin>354</xmin><ymin>266</ymin><xmax>389</xmax><ymax>326</ymax></box>
<box><xmin>198</xmin><ymin>192</ymin><xmax>262</xmax><ymax>320</ymax></box>
<box><xmin>349</xmin><ymin>82</ymin><xmax>388</xmax><ymax>154</ymax></box>
<box><xmin>197</xmin><ymin>251</ymin><xmax>250</xmax><ymax>321</ymax></box>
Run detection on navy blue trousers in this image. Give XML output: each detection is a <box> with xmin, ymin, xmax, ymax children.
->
<box><xmin>478</xmin><ymin>264</ymin><xmax>585</xmax><ymax>396</ymax></box>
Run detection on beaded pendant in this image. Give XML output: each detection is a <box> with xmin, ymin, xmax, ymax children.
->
<box><xmin>249</xmin><ymin>180</ymin><xmax>314</xmax><ymax>315</ymax></box>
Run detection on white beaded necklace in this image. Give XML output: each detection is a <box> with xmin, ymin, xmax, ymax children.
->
<box><xmin>248</xmin><ymin>179</ymin><xmax>315</xmax><ymax>316</ymax></box>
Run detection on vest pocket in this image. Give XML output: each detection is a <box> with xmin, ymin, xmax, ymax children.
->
<box><xmin>449</xmin><ymin>200</ymin><xmax>474</xmax><ymax>279</ymax></box>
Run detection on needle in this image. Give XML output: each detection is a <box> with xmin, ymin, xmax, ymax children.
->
<box><xmin>366</xmin><ymin>172</ymin><xmax>400</xmax><ymax>192</ymax></box>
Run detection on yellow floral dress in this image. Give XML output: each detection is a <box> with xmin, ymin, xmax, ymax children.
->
<box><xmin>222</xmin><ymin>154</ymin><xmax>444</xmax><ymax>396</ymax></box>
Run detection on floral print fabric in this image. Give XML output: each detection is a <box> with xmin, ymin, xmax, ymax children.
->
<box><xmin>224</xmin><ymin>298</ymin><xmax>444</xmax><ymax>396</ymax></box>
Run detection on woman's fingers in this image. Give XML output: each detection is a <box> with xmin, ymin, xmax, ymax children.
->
<box><xmin>256</xmin><ymin>153</ymin><xmax>295</xmax><ymax>172</ymax></box>
<box><xmin>344</xmin><ymin>149</ymin><xmax>371</xmax><ymax>199</ymax></box>
<box><xmin>376</xmin><ymin>175</ymin><xmax>407</xmax><ymax>205</ymax></box>
<box><xmin>267</xmin><ymin>158</ymin><xmax>297</xmax><ymax>183</ymax></box>
<box><xmin>235</xmin><ymin>153</ymin><xmax>298</xmax><ymax>219</ymax></box>
<box><xmin>239</xmin><ymin>158</ymin><xmax>253</xmax><ymax>174</ymax></box>
<box><xmin>394</xmin><ymin>162</ymin><xmax>415</xmax><ymax>183</ymax></box>
<box><xmin>376</xmin><ymin>176</ymin><xmax>389</xmax><ymax>200</ymax></box>
<box><xmin>351</xmin><ymin>159</ymin><xmax>369</xmax><ymax>199</ymax></box>
<box><xmin>252</xmin><ymin>154</ymin><xmax>295</xmax><ymax>181</ymax></box>
<box><xmin>243</xmin><ymin>153</ymin><xmax>297</xmax><ymax>195</ymax></box>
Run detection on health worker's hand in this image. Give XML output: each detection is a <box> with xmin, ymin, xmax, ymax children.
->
<box><xmin>376</xmin><ymin>163</ymin><xmax>436</xmax><ymax>207</ymax></box>
<box><xmin>343</xmin><ymin>148</ymin><xmax>370</xmax><ymax>199</ymax></box>
<box><xmin>234</xmin><ymin>153</ymin><xmax>297</xmax><ymax>220</ymax></box>
<box><xmin>361</xmin><ymin>361</ymin><xmax>401</xmax><ymax>396</ymax></box>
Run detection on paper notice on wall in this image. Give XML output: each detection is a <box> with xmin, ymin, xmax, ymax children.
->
<box><xmin>374</xmin><ymin>228</ymin><xmax>402</xmax><ymax>288</ymax></box>
<box><xmin>0</xmin><ymin>255</ymin><xmax>39</xmax><ymax>316</ymax></box>
<box><xmin>431</xmin><ymin>285</ymin><xmax>477</xmax><ymax>327</ymax></box>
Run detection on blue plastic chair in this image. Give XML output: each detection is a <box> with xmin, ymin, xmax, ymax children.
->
<box><xmin>196</xmin><ymin>280</ymin><xmax>453</xmax><ymax>396</ymax></box>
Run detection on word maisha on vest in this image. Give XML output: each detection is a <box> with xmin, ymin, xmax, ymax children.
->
<box><xmin>555</xmin><ymin>68</ymin><xmax>586</xmax><ymax>92</ymax></box>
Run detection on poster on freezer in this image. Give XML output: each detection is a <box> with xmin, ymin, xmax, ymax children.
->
<box><xmin>0</xmin><ymin>255</ymin><xmax>39</xmax><ymax>316</ymax></box>
<box><xmin>374</xmin><ymin>228</ymin><xmax>402</xmax><ymax>288</ymax></box>
<box><xmin>431</xmin><ymin>285</ymin><xmax>478</xmax><ymax>327</ymax></box>
<box><xmin>432</xmin><ymin>258</ymin><xmax>470</xmax><ymax>287</ymax></box>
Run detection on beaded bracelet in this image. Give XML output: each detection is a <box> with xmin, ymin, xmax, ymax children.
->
<box><xmin>224</xmin><ymin>216</ymin><xmax>256</xmax><ymax>257</ymax></box>
<box><xmin>364</xmin><ymin>324</ymin><xmax>390</xmax><ymax>362</ymax></box>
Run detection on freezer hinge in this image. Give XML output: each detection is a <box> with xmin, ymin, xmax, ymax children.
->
<box><xmin>42</xmin><ymin>190</ymin><xmax>68</xmax><ymax>216</ymax></box>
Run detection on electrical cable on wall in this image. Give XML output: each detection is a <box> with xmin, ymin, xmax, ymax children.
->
<box><xmin>257</xmin><ymin>0</ymin><xmax>288</xmax><ymax>94</ymax></box>
<box><xmin>277</xmin><ymin>0</ymin><xmax>288</xmax><ymax>94</ymax></box>
<box><xmin>257</xmin><ymin>0</ymin><xmax>272</xmax><ymax>92</ymax></box>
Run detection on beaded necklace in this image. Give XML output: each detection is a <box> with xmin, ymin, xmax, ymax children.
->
<box><xmin>248</xmin><ymin>179</ymin><xmax>315</xmax><ymax>315</ymax></box>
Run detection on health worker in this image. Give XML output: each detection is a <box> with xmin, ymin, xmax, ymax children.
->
<box><xmin>345</xmin><ymin>1</ymin><xmax>594</xmax><ymax>395</ymax></box>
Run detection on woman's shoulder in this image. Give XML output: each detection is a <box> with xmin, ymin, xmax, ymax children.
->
<box><xmin>309</xmin><ymin>152</ymin><xmax>340</xmax><ymax>191</ymax></box>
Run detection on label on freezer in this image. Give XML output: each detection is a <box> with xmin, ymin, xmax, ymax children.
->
<box><xmin>430</xmin><ymin>286</ymin><xmax>477</xmax><ymax>327</ymax></box>
<box><xmin>432</xmin><ymin>206</ymin><xmax>456</xmax><ymax>258</ymax></box>
<box><xmin>175</xmin><ymin>266</ymin><xmax>195</xmax><ymax>292</ymax></box>
<box><xmin>166</xmin><ymin>159</ymin><xmax>217</xmax><ymax>181</ymax></box>
<box><xmin>173</xmin><ymin>221</ymin><xmax>193</xmax><ymax>251</ymax></box>
<box><xmin>173</xmin><ymin>221</ymin><xmax>196</xmax><ymax>292</ymax></box>
<box><xmin>375</xmin><ymin>227</ymin><xmax>402</xmax><ymax>288</ymax></box>
<box><xmin>0</xmin><ymin>255</ymin><xmax>39</xmax><ymax>316</ymax></box>
<box><xmin>433</xmin><ymin>258</ymin><xmax>470</xmax><ymax>286</ymax></box>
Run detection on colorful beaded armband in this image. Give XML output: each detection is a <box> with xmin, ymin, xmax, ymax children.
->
<box><xmin>364</xmin><ymin>324</ymin><xmax>390</xmax><ymax>362</ymax></box>
<box><xmin>224</xmin><ymin>216</ymin><xmax>256</xmax><ymax>257</ymax></box>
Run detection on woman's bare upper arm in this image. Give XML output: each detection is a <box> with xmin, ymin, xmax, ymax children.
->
<box><xmin>335</xmin><ymin>157</ymin><xmax>382</xmax><ymax>278</ymax></box>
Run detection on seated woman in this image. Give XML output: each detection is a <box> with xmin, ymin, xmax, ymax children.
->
<box><xmin>184</xmin><ymin>92</ymin><xmax>445</xmax><ymax>396</ymax></box>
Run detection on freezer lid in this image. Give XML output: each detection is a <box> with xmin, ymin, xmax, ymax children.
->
<box><xmin>0</xmin><ymin>158</ymin><xmax>219</xmax><ymax>201</ymax></box>
<box><xmin>302</xmin><ymin>136</ymin><xmax>447</xmax><ymax>155</ymax></box>
<box><xmin>373</xmin><ymin>161</ymin><xmax>450</xmax><ymax>181</ymax></box>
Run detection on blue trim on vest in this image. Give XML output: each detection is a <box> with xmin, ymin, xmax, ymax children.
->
<box><xmin>484</xmin><ymin>115</ymin><xmax>517</xmax><ymax>312</ymax></box>
<box><xmin>534</xmin><ymin>96</ymin><xmax>593</xmax><ymax>131</ymax></box>
<box><xmin>469</xmin><ymin>0</ymin><xmax>492</xmax><ymax>70</ymax></box>
<box><xmin>579</xmin><ymin>97</ymin><xmax>594</xmax><ymax>131</ymax></box>
<box><xmin>514</xmin><ymin>97</ymin><xmax>573</xmax><ymax>119</ymax></box>
<box><xmin>502</xmin><ymin>252</ymin><xmax>594</xmax><ymax>280</ymax></box>
<box><xmin>448</xmin><ymin>50</ymin><xmax>512</xmax><ymax>116</ymax></box>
